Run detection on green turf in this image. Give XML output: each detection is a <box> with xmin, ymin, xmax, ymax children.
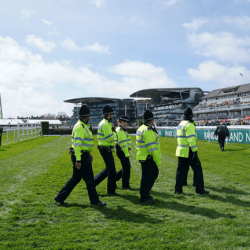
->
<box><xmin>0</xmin><ymin>136</ymin><xmax>250</xmax><ymax>249</ymax></box>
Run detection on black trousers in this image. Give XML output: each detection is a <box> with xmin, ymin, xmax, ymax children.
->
<box><xmin>175</xmin><ymin>150</ymin><xmax>205</xmax><ymax>193</ymax></box>
<box><xmin>116</xmin><ymin>146</ymin><xmax>131</xmax><ymax>188</ymax></box>
<box><xmin>218</xmin><ymin>135</ymin><xmax>226</xmax><ymax>151</ymax></box>
<box><xmin>182</xmin><ymin>166</ymin><xmax>196</xmax><ymax>186</ymax></box>
<box><xmin>94</xmin><ymin>147</ymin><xmax>117</xmax><ymax>194</ymax></box>
<box><xmin>55</xmin><ymin>154</ymin><xmax>100</xmax><ymax>204</ymax></box>
<box><xmin>140</xmin><ymin>157</ymin><xmax>159</xmax><ymax>202</ymax></box>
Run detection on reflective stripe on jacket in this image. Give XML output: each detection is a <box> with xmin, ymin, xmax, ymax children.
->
<box><xmin>72</xmin><ymin>120</ymin><xmax>94</xmax><ymax>161</ymax></box>
<box><xmin>136</xmin><ymin>124</ymin><xmax>162</xmax><ymax>166</ymax></box>
<box><xmin>116</xmin><ymin>126</ymin><xmax>131</xmax><ymax>157</ymax></box>
<box><xmin>176</xmin><ymin>120</ymin><xmax>197</xmax><ymax>158</ymax></box>
<box><xmin>97</xmin><ymin>119</ymin><xmax>115</xmax><ymax>146</ymax></box>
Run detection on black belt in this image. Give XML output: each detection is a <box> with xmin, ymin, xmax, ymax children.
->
<box><xmin>69</xmin><ymin>147</ymin><xmax>90</xmax><ymax>155</ymax></box>
<box><xmin>139</xmin><ymin>155</ymin><xmax>152</xmax><ymax>163</ymax></box>
<box><xmin>98</xmin><ymin>145</ymin><xmax>114</xmax><ymax>152</ymax></box>
<box><xmin>81</xmin><ymin>150</ymin><xmax>90</xmax><ymax>155</ymax></box>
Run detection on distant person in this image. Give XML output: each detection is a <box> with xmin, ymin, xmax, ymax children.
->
<box><xmin>115</xmin><ymin>115</ymin><xmax>134</xmax><ymax>190</ymax></box>
<box><xmin>136</xmin><ymin>110</ymin><xmax>162</xmax><ymax>203</ymax></box>
<box><xmin>94</xmin><ymin>105</ymin><xmax>119</xmax><ymax>195</ymax></box>
<box><xmin>54</xmin><ymin>105</ymin><xmax>106</xmax><ymax>206</ymax></box>
<box><xmin>175</xmin><ymin>107</ymin><xmax>209</xmax><ymax>195</ymax></box>
<box><xmin>214</xmin><ymin>123</ymin><xmax>229</xmax><ymax>151</ymax></box>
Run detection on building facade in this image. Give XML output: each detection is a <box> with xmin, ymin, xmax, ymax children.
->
<box><xmin>65</xmin><ymin>88</ymin><xmax>205</xmax><ymax>126</ymax></box>
<box><xmin>130</xmin><ymin>88</ymin><xmax>204</xmax><ymax>126</ymax></box>
<box><xmin>193</xmin><ymin>83</ymin><xmax>250</xmax><ymax>122</ymax></box>
<box><xmin>64</xmin><ymin>97</ymin><xmax>143</xmax><ymax>125</ymax></box>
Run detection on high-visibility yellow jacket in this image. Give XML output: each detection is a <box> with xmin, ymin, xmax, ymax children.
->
<box><xmin>116</xmin><ymin>126</ymin><xmax>131</xmax><ymax>157</ymax></box>
<box><xmin>176</xmin><ymin>120</ymin><xmax>197</xmax><ymax>158</ymax></box>
<box><xmin>97</xmin><ymin>119</ymin><xmax>115</xmax><ymax>146</ymax></box>
<box><xmin>136</xmin><ymin>124</ymin><xmax>162</xmax><ymax>166</ymax></box>
<box><xmin>72</xmin><ymin>120</ymin><xmax>94</xmax><ymax>161</ymax></box>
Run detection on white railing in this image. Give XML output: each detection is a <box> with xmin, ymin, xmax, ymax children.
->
<box><xmin>3</xmin><ymin>123</ymin><xmax>41</xmax><ymax>143</ymax></box>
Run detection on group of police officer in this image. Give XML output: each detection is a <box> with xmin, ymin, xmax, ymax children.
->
<box><xmin>54</xmin><ymin>104</ymin><xmax>209</xmax><ymax>206</ymax></box>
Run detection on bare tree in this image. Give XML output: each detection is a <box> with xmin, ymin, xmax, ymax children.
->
<box><xmin>56</xmin><ymin>112</ymin><xmax>69</xmax><ymax>121</ymax></box>
<box><xmin>42</xmin><ymin>113</ymin><xmax>56</xmax><ymax>119</ymax></box>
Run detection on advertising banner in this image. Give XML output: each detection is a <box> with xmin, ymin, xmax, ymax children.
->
<box><xmin>157</xmin><ymin>126</ymin><xmax>250</xmax><ymax>144</ymax></box>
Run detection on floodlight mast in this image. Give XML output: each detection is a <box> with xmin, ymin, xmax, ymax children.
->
<box><xmin>0</xmin><ymin>94</ymin><xmax>3</xmax><ymax>119</ymax></box>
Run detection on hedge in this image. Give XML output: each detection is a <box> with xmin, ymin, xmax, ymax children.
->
<box><xmin>46</xmin><ymin>127</ymin><xmax>138</xmax><ymax>135</ymax></box>
<box><xmin>41</xmin><ymin>121</ymin><xmax>49</xmax><ymax>135</ymax></box>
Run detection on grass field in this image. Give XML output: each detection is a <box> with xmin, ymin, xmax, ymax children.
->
<box><xmin>1</xmin><ymin>135</ymin><xmax>250</xmax><ymax>249</ymax></box>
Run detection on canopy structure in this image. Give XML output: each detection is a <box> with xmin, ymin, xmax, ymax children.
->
<box><xmin>0</xmin><ymin>119</ymin><xmax>25</xmax><ymax>126</ymax></box>
<box><xmin>243</xmin><ymin>116</ymin><xmax>250</xmax><ymax>120</ymax></box>
<box><xmin>26</xmin><ymin>119</ymin><xmax>62</xmax><ymax>125</ymax></box>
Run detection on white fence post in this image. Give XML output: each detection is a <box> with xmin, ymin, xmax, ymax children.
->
<box><xmin>17</xmin><ymin>124</ymin><xmax>20</xmax><ymax>141</ymax></box>
<box><xmin>3</xmin><ymin>122</ymin><xmax>42</xmax><ymax>145</ymax></box>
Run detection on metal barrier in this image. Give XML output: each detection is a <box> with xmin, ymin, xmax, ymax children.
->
<box><xmin>156</xmin><ymin>125</ymin><xmax>250</xmax><ymax>144</ymax></box>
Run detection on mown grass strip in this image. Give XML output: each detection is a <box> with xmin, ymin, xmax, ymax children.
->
<box><xmin>0</xmin><ymin>136</ymin><xmax>250</xmax><ymax>249</ymax></box>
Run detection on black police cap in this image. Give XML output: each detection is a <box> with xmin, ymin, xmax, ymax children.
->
<box><xmin>119</xmin><ymin>115</ymin><xmax>129</xmax><ymax>122</ymax></box>
<box><xmin>79</xmin><ymin>104</ymin><xmax>90</xmax><ymax>117</ymax></box>
<box><xmin>143</xmin><ymin>109</ymin><xmax>154</xmax><ymax>121</ymax></box>
<box><xmin>103</xmin><ymin>105</ymin><xmax>113</xmax><ymax>115</ymax></box>
<box><xmin>183</xmin><ymin>106</ymin><xmax>193</xmax><ymax>119</ymax></box>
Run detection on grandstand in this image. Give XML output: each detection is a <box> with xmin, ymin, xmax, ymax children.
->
<box><xmin>64</xmin><ymin>97</ymin><xmax>142</xmax><ymax>125</ymax></box>
<box><xmin>130</xmin><ymin>88</ymin><xmax>205</xmax><ymax>126</ymax></box>
<box><xmin>193</xmin><ymin>83</ymin><xmax>250</xmax><ymax>123</ymax></box>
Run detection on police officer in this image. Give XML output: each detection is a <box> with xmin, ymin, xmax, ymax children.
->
<box><xmin>214</xmin><ymin>123</ymin><xmax>229</xmax><ymax>151</ymax></box>
<box><xmin>54</xmin><ymin>105</ymin><xmax>106</xmax><ymax>206</ymax></box>
<box><xmin>175</xmin><ymin>107</ymin><xmax>209</xmax><ymax>195</ymax></box>
<box><xmin>136</xmin><ymin>110</ymin><xmax>162</xmax><ymax>203</ymax></box>
<box><xmin>94</xmin><ymin>105</ymin><xmax>119</xmax><ymax>195</ymax></box>
<box><xmin>116</xmin><ymin>115</ymin><xmax>134</xmax><ymax>190</ymax></box>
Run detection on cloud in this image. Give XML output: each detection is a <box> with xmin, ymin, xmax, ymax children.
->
<box><xmin>183</xmin><ymin>17</ymin><xmax>209</xmax><ymax>32</ymax></box>
<box><xmin>0</xmin><ymin>85</ymin><xmax>61</xmax><ymax>118</ymax></box>
<box><xmin>162</xmin><ymin>0</ymin><xmax>183</xmax><ymax>7</ymax></box>
<box><xmin>21</xmin><ymin>9</ymin><xmax>34</xmax><ymax>19</ymax></box>
<box><xmin>41</xmin><ymin>19</ymin><xmax>53</xmax><ymax>25</ymax></box>
<box><xmin>84</xmin><ymin>43</ymin><xmax>110</xmax><ymax>53</ymax></box>
<box><xmin>110</xmin><ymin>61</ymin><xmax>176</xmax><ymax>90</ymax></box>
<box><xmin>0</xmin><ymin>36</ymin><xmax>176</xmax><ymax>117</ymax></box>
<box><xmin>184</xmin><ymin>15</ymin><xmax>250</xmax><ymax>32</ymax></box>
<box><xmin>89</xmin><ymin>0</ymin><xmax>104</xmax><ymax>8</ymax></box>
<box><xmin>60</xmin><ymin>38</ymin><xmax>79</xmax><ymax>51</ymax></box>
<box><xmin>187</xmin><ymin>60</ymin><xmax>250</xmax><ymax>86</ymax></box>
<box><xmin>59</xmin><ymin>0</ymin><xmax>77</xmax><ymax>3</ymax></box>
<box><xmin>187</xmin><ymin>31</ymin><xmax>250</xmax><ymax>63</ymax></box>
<box><xmin>25</xmin><ymin>35</ymin><xmax>56</xmax><ymax>53</ymax></box>
<box><xmin>60</xmin><ymin>39</ymin><xmax>110</xmax><ymax>54</ymax></box>
<box><xmin>223</xmin><ymin>16</ymin><xmax>250</xmax><ymax>30</ymax></box>
<box><xmin>131</xmin><ymin>16</ymin><xmax>146</xmax><ymax>27</ymax></box>
<box><xmin>234</xmin><ymin>0</ymin><xmax>250</xmax><ymax>3</ymax></box>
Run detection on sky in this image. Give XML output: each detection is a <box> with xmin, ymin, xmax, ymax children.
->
<box><xmin>1</xmin><ymin>0</ymin><xmax>250</xmax><ymax>118</ymax></box>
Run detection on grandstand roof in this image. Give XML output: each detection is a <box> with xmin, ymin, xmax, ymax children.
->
<box><xmin>130</xmin><ymin>88</ymin><xmax>204</xmax><ymax>104</ymax></box>
<box><xmin>130</xmin><ymin>88</ymin><xmax>203</xmax><ymax>97</ymax></box>
<box><xmin>64</xmin><ymin>97</ymin><xmax>122</xmax><ymax>104</ymax></box>
<box><xmin>202</xmin><ymin>83</ymin><xmax>250</xmax><ymax>99</ymax></box>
